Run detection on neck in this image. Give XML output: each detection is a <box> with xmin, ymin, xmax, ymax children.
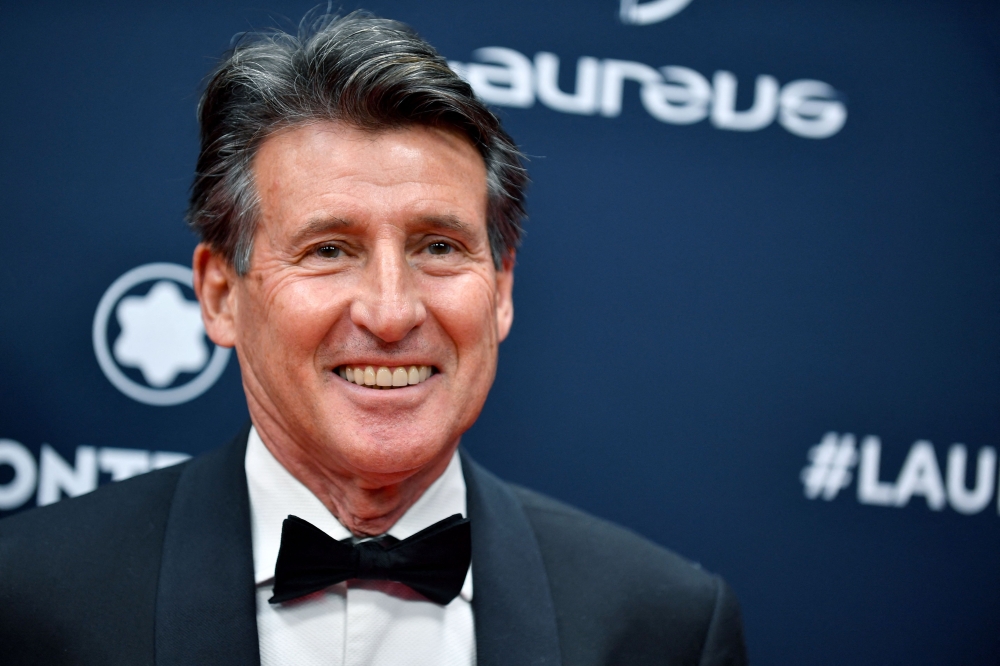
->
<box><xmin>251</xmin><ymin>418</ymin><xmax>457</xmax><ymax>537</ymax></box>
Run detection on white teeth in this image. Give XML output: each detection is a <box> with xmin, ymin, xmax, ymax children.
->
<box><xmin>339</xmin><ymin>364</ymin><xmax>434</xmax><ymax>389</ymax></box>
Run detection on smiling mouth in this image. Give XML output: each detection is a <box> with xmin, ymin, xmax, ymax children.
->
<box><xmin>337</xmin><ymin>365</ymin><xmax>435</xmax><ymax>389</ymax></box>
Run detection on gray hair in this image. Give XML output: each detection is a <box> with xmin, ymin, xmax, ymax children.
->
<box><xmin>187</xmin><ymin>11</ymin><xmax>527</xmax><ymax>273</ymax></box>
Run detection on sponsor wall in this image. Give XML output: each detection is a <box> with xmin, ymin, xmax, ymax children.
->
<box><xmin>2</xmin><ymin>0</ymin><xmax>998</xmax><ymax>663</ymax></box>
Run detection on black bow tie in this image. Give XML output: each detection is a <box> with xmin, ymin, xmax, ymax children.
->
<box><xmin>269</xmin><ymin>513</ymin><xmax>472</xmax><ymax>606</ymax></box>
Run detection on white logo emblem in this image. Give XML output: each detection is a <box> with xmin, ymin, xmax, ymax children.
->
<box><xmin>619</xmin><ymin>0</ymin><xmax>694</xmax><ymax>25</ymax></box>
<box><xmin>92</xmin><ymin>263</ymin><xmax>231</xmax><ymax>406</ymax></box>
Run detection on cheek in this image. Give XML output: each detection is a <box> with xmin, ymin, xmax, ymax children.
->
<box><xmin>240</xmin><ymin>277</ymin><xmax>346</xmax><ymax>365</ymax></box>
<box><xmin>424</xmin><ymin>273</ymin><xmax>499</xmax><ymax>356</ymax></box>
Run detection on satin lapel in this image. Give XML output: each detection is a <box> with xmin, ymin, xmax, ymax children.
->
<box><xmin>461</xmin><ymin>450</ymin><xmax>562</xmax><ymax>666</ymax></box>
<box><xmin>155</xmin><ymin>422</ymin><xmax>260</xmax><ymax>666</ymax></box>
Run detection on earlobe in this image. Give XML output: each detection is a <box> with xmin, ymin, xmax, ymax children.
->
<box><xmin>192</xmin><ymin>243</ymin><xmax>238</xmax><ymax>348</ymax></box>
<box><xmin>495</xmin><ymin>253</ymin><xmax>515</xmax><ymax>342</ymax></box>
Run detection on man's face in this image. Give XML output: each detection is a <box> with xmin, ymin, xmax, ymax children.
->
<box><xmin>211</xmin><ymin>122</ymin><xmax>513</xmax><ymax>479</ymax></box>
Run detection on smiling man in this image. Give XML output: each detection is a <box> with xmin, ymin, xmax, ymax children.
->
<box><xmin>199</xmin><ymin>121</ymin><xmax>508</xmax><ymax>539</ymax></box>
<box><xmin>0</xmin><ymin>12</ymin><xmax>747</xmax><ymax>666</ymax></box>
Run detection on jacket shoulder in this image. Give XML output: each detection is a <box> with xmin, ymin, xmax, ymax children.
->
<box><xmin>511</xmin><ymin>484</ymin><xmax>747</xmax><ymax>666</ymax></box>
<box><xmin>0</xmin><ymin>463</ymin><xmax>186</xmax><ymax>665</ymax></box>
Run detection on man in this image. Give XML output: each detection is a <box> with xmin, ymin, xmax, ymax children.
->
<box><xmin>0</xmin><ymin>12</ymin><xmax>747</xmax><ymax>665</ymax></box>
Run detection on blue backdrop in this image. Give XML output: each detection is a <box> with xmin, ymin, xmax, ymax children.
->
<box><xmin>1</xmin><ymin>1</ymin><xmax>998</xmax><ymax>663</ymax></box>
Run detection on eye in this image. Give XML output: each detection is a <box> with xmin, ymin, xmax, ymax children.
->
<box><xmin>427</xmin><ymin>242</ymin><xmax>453</xmax><ymax>256</ymax></box>
<box><xmin>317</xmin><ymin>245</ymin><xmax>342</xmax><ymax>259</ymax></box>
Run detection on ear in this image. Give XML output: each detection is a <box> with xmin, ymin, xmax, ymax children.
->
<box><xmin>495</xmin><ymin>252</ymin><xmax>515</xmax><ymax>343</ymax></box>
<box><xmin>192</xmin><ymin>243</ymin><xmax>239</xmax><ymax>348</ymax></box>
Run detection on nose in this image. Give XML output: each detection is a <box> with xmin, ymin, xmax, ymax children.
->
<box><xmin>350</xmin><ymin>241</ymin><xmax>426</xmax><ymax>343</ymax></box>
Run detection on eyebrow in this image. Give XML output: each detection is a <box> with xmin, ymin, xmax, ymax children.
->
<box><xmin>288</xmin><ymin>212</ymin><xmax>477</xmax><ymax>248</ymax></box>
<box><xmin>416</xmin><ymin>214</ymin><xmax>475</xmax><ymax>238</ymax></box>
<box><xmin>289</xmin><ymin>216</ymin><xmax>354</xmax><ymax>247</ymax></box>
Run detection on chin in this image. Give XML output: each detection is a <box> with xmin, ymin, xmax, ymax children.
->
<box><xmin>331</xmin><ymin>431</ymin><xmax>455</xmax><ymax>478</ymax></box>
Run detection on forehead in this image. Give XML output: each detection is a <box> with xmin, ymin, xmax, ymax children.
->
<box><xmin>252</xmin><ymin>121</ymin><xmax>488</xmax><ymax>232</ymax></box>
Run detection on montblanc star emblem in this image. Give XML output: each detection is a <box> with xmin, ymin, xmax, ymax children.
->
<box><xmin>112</xmin><ymin>281</ymin><xmax>209</xmax><ymax>387</ymax></box>
<box><xmin>93</xmin><ymin>263</ymin><xmax>232</xmax><ymax>406</ymax></box>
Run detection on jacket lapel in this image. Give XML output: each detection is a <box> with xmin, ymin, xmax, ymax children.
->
<box><xmin>155</xmin><ymin>422</ymin><xmax>260</xmax><ymax>666</ymax></box>
<box><xmin>462</xmin><ymin>451</ymin><xmax>562</xmax><ymax>666</ymax></box>
<box><xmin>152</xmin><ymin>430</ymin><xmax>561</xmax><ymax>665</ymax></box>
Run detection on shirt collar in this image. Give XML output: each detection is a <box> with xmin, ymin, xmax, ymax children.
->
<box><xmin>245</xmin><ymin>426</ymin><xmax>472</xmax><ymax>602</ymax></box>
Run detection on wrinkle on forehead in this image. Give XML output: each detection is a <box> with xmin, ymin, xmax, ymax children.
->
<box><xmin>251</xmin><ymin>121</ymin><xmax>488</xmax><ymax>248</ymax></box>
<box><xmin>256</xmin><ymin>121</ymin><xmax>485</xmax><ymax>189</ymax></box>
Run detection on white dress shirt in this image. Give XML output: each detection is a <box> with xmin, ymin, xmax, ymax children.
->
<box><xmin>245</xmin><ymin>427</ymin><xmax>475</xmax><ymax>666</ymax></box>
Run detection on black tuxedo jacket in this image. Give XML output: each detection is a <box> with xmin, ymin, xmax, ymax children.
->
<box><xmin>0</xmin><ymin>424</ymin><xmax>747</xmax><ymax>665</ymax></box>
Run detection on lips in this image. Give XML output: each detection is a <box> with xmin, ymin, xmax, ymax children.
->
<box><xmin>337</xmin><ymin>365</ymin><xmax>433</xmax><ymax>389</ymax></box>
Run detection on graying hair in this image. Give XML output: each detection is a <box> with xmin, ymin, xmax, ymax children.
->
<box><xmin>187</xmin><ymin>11</ymin><xmax>527</xmax><ymax>273</ymax></box>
